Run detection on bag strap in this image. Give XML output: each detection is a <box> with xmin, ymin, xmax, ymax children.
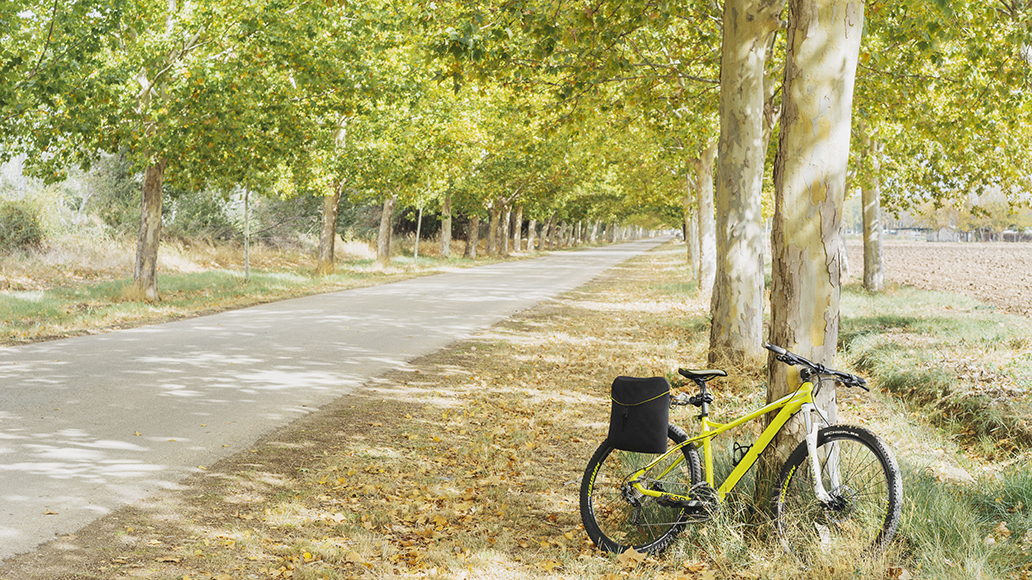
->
<box><xmin>610</xmin><ymin>389</ymin><xmax>670</xmax><ymax>407</ymax></box>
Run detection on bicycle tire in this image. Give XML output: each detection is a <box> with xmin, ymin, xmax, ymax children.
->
<box><xmin>772</xmin><ymin>425</ymin><xmax>902</xmax><ymax>556</ymax></box>
<box><xmin>580</xmin><ymin>423</ymin><xmax>702</xmax><ymax>554</ymax></box>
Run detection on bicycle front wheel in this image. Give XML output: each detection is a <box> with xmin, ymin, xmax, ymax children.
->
<box><xmin>580</xmin><ymin>424</ymin><xmax>702</xmax><ymax>554</ymax></box>
<box><xmin>772</xmin><ymin>425</ymin><xmax>902</xmax><ymax>556</ymax></box>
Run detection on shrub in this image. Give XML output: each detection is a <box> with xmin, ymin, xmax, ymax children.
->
<box><xmin>165</xmin><ymin>190</ymin><xmax>238</xmax><ymax>241</ymax></box>
<box><xmin>0</xmin><ymin>200</ymin><xmax>44</xmax><ymax>253</ymax></box>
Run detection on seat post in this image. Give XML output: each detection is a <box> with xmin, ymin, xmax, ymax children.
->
<box><xmin>693</xmin><ymin>379</ymin><xmax>710</xmax><ymax>418</ymax></box>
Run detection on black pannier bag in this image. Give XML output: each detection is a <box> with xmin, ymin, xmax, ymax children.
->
<box><xmin>607</xmin><ymin>376</ymin><xmax>671</xmax><ymax>454</ymax></box>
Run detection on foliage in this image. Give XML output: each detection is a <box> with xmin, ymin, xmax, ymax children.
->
<box><xmin>913</xmin><ymin>195</ymin><xmax>1032</xmax><ymax>235</ymax></box>
<box><xmin>0</xmin><ymin>198</ymin><xmax>44</xmax><ymax>252</ymax></box>
<box><xmin>163</xmin><ymin>190</ymin><xmax>238</xmax><ymax>242</ymax></box>
<box><xmin>853</xmin><ymin>0</ymin><xmax>1032</xmax><ymax>210</ymax></box>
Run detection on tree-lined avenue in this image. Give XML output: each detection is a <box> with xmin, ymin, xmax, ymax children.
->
<box><xmin>0</xmin><ymin>236</ymin><xmax>668</xmax><ymax>560</ymax></box>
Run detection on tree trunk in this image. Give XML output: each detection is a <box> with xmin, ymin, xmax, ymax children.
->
<box><xmin>862</xmin><ymin>141</ymin><xmax>885</xmax><ymax>291</ymax></box>
<box><xmin>487</xmin><ymin>204</ymin><xmax>500</xmax><ymax>256</ymax></box>
<box><xmin>512</xmin><ymin>205</ymin><xmax>523</xmax><ymax>252</ymax></box>
<box><xmin>767</xmin><ymin>0</ymin><xmax>864</xmax><ymax>454</ymax></box>
<box><xmin>709</xmin><ymin>0</ymin><xmax>784</xmax><ymax>366</ymax></box>
<box><xmin>501</xmin><ymin>206</ymin><xmax>511</xmax><ymax>255</ymax></box>
<box><xmin>315</xmin><ymin>182</ymin><xmax>343</xmax><ymax>275</ymax></box>
<box><xmin>243</xmin><ymin>188</ymin><xmax>251</xmax><ymax>282</ymax></box>
<box><xmin>464</xmin><ymin>214</ymin><xmax>480</xmax><ymax>259</ymax></box>
<box><xmin>694</xmin><ymin>143</ymin><xmax>718</xmax><ymax>298</ymax></box>
<box><xmin>376</xmin><ymin>194</ymin><xmax>396</xmax><ymax>268</ymax></box>
<box><xmin>133</xmin><ymin>159</ymin><xmax>166</xmax><ymax>302</ymax></box>
<box><xmin>527</xmin><ymin>219</ymin><xmax>538</xmax><ymax>251</ymax></box>
<box><xmin>683</xmin><ymin>193</ymin><xmax>700</xmax><ymax>281</ymax></box>
<box><xmin>545</xmin><ymin>215</ymin><xmax>557</xmax><ymax>249</ymax></box>
<box><xmin>440</xmin><ymin>192</ymin><xmax>452</xmax><ymax>258</ymax></box>
<box><xmin>689</xmin><ymin>211</ymin><xmax>700</xmax><ymax>279</ymax></box>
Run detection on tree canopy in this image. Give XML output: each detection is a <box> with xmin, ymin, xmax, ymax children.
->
<box><xmin>2</xmin><ymin>0</ymin><xmax>1030</xmax><ymax>293</ymax></box>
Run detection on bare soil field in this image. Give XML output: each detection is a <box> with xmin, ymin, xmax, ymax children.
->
<box><xmin>845</xmin><ymin>240</ymin><xmax>1032</xmax><ymax>317</ymax></box>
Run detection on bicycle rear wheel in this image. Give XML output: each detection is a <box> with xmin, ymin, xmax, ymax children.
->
<box><xmin>772</xmin><ymin>425</ymin><xmax>902</xmax><ymax>556</ymax></box>
<box><xmin>580</xmin><ymin>424</ymin><xmax>702</xmax><ymax>554</ymax></box>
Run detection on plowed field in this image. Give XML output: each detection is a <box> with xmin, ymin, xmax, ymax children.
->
<box><xmin>845</xmin><ymin>240</ymin><xmax>1032</xmax><ymax>318</ymax></box>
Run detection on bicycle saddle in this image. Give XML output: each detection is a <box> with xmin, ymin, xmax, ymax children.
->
<box><xmin>678</xmin><ymin>368</ymin><xmax>728</xmax><ymax>382</ymax></box>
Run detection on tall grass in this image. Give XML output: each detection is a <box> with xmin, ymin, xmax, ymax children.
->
<box><xmin>657</xmin><ymin>277</ymin><xmax>1032</xmax><ymax>578</ymax></box>
<box><xmin>839</xmin><ymin>283</ymin><xmax>1032</xmax><ymax>453</ymax></box>
<box><xmin>900</xmin><ymin>460</ymin><xmax>1032</xmax><ymax>579</ymax></box>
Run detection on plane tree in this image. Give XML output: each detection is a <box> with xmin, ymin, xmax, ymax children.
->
<box><xmin>851</xmin><ymin>0</ymin><xmax>1032</xmax><ymax>290</ymax></box>
<box><xmin>7</xmin><ymin>0</ymin><xmax>378</xmax><ymax>300</ymax></box>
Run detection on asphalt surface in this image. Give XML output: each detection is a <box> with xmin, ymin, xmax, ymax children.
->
<box><xmin>0</xmin><ymin>237</ymin><xmax>669</xmax><ymax>561</ymax></box>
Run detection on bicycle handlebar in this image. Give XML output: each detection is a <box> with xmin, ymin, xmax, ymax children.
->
<box><xmin>763</xmin><ymin>343</ymin><xmax>869</xmax><ymax>391</ymax></box>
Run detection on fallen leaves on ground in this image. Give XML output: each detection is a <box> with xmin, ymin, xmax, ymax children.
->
<box><xmin>0</xmin><ymin>246</ymin><xmax>843</xmax><ymax>579</ymax></box>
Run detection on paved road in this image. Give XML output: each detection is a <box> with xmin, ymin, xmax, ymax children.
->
<box><xmin>0</xmin><ymin>237</ymin><xmax>669</xmax><ymax>561</ymax></box>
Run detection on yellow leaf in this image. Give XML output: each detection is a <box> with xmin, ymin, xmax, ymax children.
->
<box><xmin>538</xmin><ymin>559</ymin><xmax>563</xmax><ymax>572</ymax></box>
<box><xmin>563</xmin><ymin>531</ymin><xmax>575</xmax><ymax>541</ymax></box>
<box><xmin>44</xmin><ymin>509</ymin><xmax>57</xmax><ymax>515</ymax></box>
<box><xmin>617</xmin><ymin>547</ymin><xmax>648</xmax><ymax>567</ymax></box>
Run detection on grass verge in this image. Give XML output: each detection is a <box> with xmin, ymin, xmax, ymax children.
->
<box><xmin>838</xmin><ymin>283</ymin><xmax>1032</xmax><ymax>456</ymax></box>
<box><xmin>1</xmin><ymin>236</ymin><xmax>516</xmax><ymax>346</ymax></box>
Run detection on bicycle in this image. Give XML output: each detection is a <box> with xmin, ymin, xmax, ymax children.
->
<box><xmin>579</xmin><ymin>343</ymin><xmax>902</xmax><ymax>556</ymax></box>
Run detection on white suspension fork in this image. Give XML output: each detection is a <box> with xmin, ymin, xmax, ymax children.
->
<box><xmin>800</xmin><ymin>403</ymin><xmax>836</xmax><ymax>503</ymax></box>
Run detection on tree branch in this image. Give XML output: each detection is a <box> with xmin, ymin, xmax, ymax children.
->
<box><xmin>27</xmin><ymin>0</ymin><xmax>61</xmax><ymax>80</ymax></box>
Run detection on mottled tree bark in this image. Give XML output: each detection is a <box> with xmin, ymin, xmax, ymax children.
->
<box><xmin>133</xmin><ymin>159</ymin><xmax>167</xmax><ymax>302</ymax></box>
<box><xmin>768</xmin><ymin>0</ymin><xmax>864</xmax><ymax>451</ymax></box>
<box><xmin>544</xmin><ymin>215</ymin><xmax>557</xmax><ymax>249</ymax></box>
<box><xmin>694</xmin><ymin>144</ymin><xmax>717</xmax><ymax>298</ymax></box>
<box><xmin>512</xmin><ymin>205</ymin><xmax>523</xmax><ymax>252</ymax></box>
<box><xmin>440</xmin><ymin>192</ymin><xmax>452</xmax><ymax>258</ymax></box>
<box><xmin>501</xmin><ymin>206</ymin><xmax>511</xmax><ymax>255</ymax></box>
<box><xmin>487</xmin><ymin>204</ymin><xmax>500</xmax><ymax>256</ymax></box>
<box><xmin>862</xmin><ymin>139</ymin><xmax>885</xmax><ymax>291</ymax></box>
<box><xmin>464</xmin><ymin>214</ymin><xmax>480</xmax><ymax>259</ymax></box>
<box><xmin>315</xmin><ymin>182</ymin><xmax>343</xmax><ymax>275</ymax></box>
<box><xmin>376</xmin><ymin>194</ymin><xmax>396</xmax><ymax>268</ymax></box>
<box><xmin>709</xmin><ymin>0</ymin><xmax>785</xmax><ymax>365</ymax></box>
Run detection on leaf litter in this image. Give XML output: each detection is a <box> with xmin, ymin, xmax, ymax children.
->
<box><xmin>0</xmin><ymin>245</ymin><xmax>757</xmax><ymax>580</ymax></box>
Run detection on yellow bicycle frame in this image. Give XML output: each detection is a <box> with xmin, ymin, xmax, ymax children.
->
<box><xmin>629</xmin><ymin>380</ymin><xmax>817</xmax><ymax>503</ymax></box>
